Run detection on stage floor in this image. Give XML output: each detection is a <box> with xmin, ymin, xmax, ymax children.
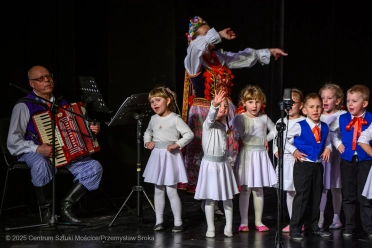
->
<box><xmin>1</xmin><ymin>187</ymin><xmax>372</xmax><ymax>248</ymax></box>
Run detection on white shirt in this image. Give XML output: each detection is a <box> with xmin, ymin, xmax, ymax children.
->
<box><xmin>7</xmin><ymin>93</ymin><xmax>55</xmax><ymax>156</ymax></box>
<box><xmin>184</xmin><ymin>27</ymin><xmax>271</xmax><ymax>76</ymax></box>
<box><xmin>358</xmin><ymin>122</ymin><xmax>372</xmax><ymax>144</ymax></box>
<box><xmin>285</xmin><ymin>118</ymin><xmax>332</xmax><ymax>162</ymax></box>
<box><xmin>143</xmin><ymin>112</ymin><xmax>194</xmax><ymax>149</ymax></box>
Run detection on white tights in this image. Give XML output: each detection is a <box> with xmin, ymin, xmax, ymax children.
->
<box><xmin>239</xmin><ymin>186</ymin><xmax>264</xmax><ymax>226</ymax></box>
<box><xmin>205</xmin><ymin>199</ymin><xmax>233</xmax><ymax>237</ymax></box>
<box><xmin>286</xmin><ymin>191</ymin><xmax>296</xmax><ymax>219</ymax></box>
<box><xmin>154</xmin><ymin>185</ymin><xmax>182</xmax><ymax>226</ymax></box>
<box><xmin>318</xmin><ymin>188</ymin><xmax>342</xmax><ymax>226</ymax></box>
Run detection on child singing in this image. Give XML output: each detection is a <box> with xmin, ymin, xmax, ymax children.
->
<box><xmin>318</xmin><ymin>83</ymin><xmax>346</xmax><ymax>230</ymax></box>
<box><xmin>331</xmin><ymin>85</ymin><xmax>372</xmax><ymax>237</ymax></box>
<box><xmin>273</xmin><ymin>88</ymin><xmax>305</xmax><ymax>233</ymax></box>
<box><xmin>286</xmin><ymin>93</ymin><xmax>332</xmax><ymax>240</ymax></box>
<box><xmin>194</xmin><ymin>90</ymin><xmax>239</xmax><ymax>238</ymax></box>
<box><xmin>232</xmin><ymin>85</ymin><xmax>277</xmax><ymax>233</ymax></box>
<box><xmin>143</xmin><ymin>86</ymin><xmax>194</xmax><ymax>232</ymax></box>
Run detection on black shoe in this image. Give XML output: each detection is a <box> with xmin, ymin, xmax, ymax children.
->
<box><xmin>312</xmin><ymin>231</ymin><xmax>331</xmax><ymax>237</ymax></box>
<box><xmin>60</xmin><ymin>182</ymin><xmax>87</xmax><ymax>223</ymax></box>
<box><xmin>368</xmin><ymin>230</ymin><xmax>372</xmax><ymax>239</ymax></box>
<box><xmin>342</xmin><ymin>229</ymin><xmax>355</xmax><ymax>237</ymax></box>
<box><xmin>214</xmin><ymin>209</ymin><xmax>225</xmax><ymax>220</ymax></box>
<box><xmin>172</xmin><ymin>225</ymin><xmax>185</xmax><ymax>233</ymax></box>
<box><xmin>290</xmin><ymin>233</ymin><xmax>304</xmax><ymax>240</ymax></box>
<box><xmin>154</xmin><ymin>223</ymin><xmax>164</xmax><ymax>231</ymax></box>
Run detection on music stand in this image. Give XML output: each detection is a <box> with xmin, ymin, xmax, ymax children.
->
<box><xmin>78</xmin><ymin>76</ymin><xmax>111</xmax><ymax>114</ymax></box>
<box><xmin>107</xmin><ymin>93</ymin><xmax>155</xmax><ymax>226</ymax></box>
<box><xmin>5</xmin><ymin>84</ymin><xmax>89</xmax><ymax>234</ymax></box>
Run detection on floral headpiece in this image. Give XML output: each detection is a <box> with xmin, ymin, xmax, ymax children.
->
<box><xmin>185</xmin><ymin>16</ymin><xmax>206</xmax><ymax>44</ymax></box>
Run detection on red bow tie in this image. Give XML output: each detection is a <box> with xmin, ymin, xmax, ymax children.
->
<box><xmin>346</xmin><ymin>116</ymin><xmax>368</xmax><ymax>150</ymax></box>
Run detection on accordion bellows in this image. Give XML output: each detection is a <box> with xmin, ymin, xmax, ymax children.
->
<box><xmin>32</xmin><ymin>102</ymin><xmax>100</xmax><ymax>168</ymax></box>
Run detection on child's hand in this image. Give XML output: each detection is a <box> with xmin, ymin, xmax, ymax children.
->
<box><xmin>274</xmin><ymin>151</ymin><xmax>278</xmax><ymax>158</ymax></box>
<box><xmin>212</xmin><ymin>90</ymin><xmax>226</xmax><ymax>107</ymax></box>
<box><xmin>264</xmin><ymin>140</ymin><xmax>269</xmax><ymax>151</ymax></box>
<box><xmin>293</xmin><ymin>149</ymin><xmax>308</xmax><ymax>162</ymax></box>
<box><xmin>320</xmin><ymin>147</ymin><xmax>331</xmax><ymax>162</ymax></box>
<box><xmin>337</xmin><ymin>144</ymin><xmax>345</xmax><ymax>153</ymax></box>
<box><xmin>167</xmin><ymin>143</ymin><xmax>180</xmax><ymax>152</ymax></box>
<box><xmin>145</xmin><ymin>141</ymin><xmax>155</xmax><ymax>150</ymax></box>
<box><xmin>268</xmin><ymin>48</ymin><xmax>288</xmax><ymax>60</ymax></box>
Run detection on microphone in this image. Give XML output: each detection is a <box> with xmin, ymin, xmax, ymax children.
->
<box><xmin>283</xmin><ymin>88</ymin><xmax>293</xmax><ymax>111</ymax></box>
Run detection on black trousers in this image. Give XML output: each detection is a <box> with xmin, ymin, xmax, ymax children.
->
<box><xmin>290</xmin><ymin>161</ymin><xmax>323</xmax><ymax>234</ymax></box>
<box><xmin>340</xmin><ymin>157</ymin><xmax>372</xmax><ymax>232</ymax></box>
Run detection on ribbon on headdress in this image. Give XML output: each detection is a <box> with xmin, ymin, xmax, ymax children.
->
<box><xmin>185</xmin><ymin>16</ymin><xmax>206</xmax><ymax>44</ymax></box>
<box><xmin>346</xmin><ymin>116</ymin><xmax>368</xmax><ymax>150</ymax></box>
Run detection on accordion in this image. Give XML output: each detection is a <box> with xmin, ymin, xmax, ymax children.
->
<box><xmin>32</xmin><ymin>102</ymin><xmax>100</xmax><ymax>168</ymax></box>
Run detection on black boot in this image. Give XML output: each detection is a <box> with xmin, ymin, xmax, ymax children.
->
<box><xmin>34</xmin><ymin>182</ymin><xmax>52</xmax><ymax>224</ymax></box>
<box><xmin>60</xmin><ymin>182</ymin><xmax>87</xmax><ymax>223</ymax></box>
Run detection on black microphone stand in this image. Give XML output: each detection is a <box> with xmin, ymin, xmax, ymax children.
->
<box><xmin>275</xmin><ymin>98</ymin><xmax>293</xmax><ymax>248</ymax></box>
<box><xmin>5</xmin><ymin>83</ymin><xmax>90</xmax><ymax>234</ymax></box>
<box><xmin>275</xmin><ymin>101</ymin><xmax>286</xmax><ymax>248</ymax></box>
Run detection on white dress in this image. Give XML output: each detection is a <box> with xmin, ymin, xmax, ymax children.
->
<box><xmin>320</xmin><ymin>110</ymin><xmax>346</xmax><ymax>189</ymax></box>
<box><xmin>359</xmin><ymin>123</ymin><xmax>372</xmax><ymax>199</ymax></box>
<box><xmin>143</xmin><ymin>112</ymin><xmax>194</xmax><ymax>186</ymax></box>
<box><xmin>232</xmin><ymin>113</ymin><xmax>277</xmax><ymax>187</ymax></box>
<box><xmin>194</xmin><ymin>104</ymin><xmax>239</xmax><ymax>201</ymax></box>
<box><xmin>273</xmin><ymin>116</ymin><xmax>306</xmax><ymax>191</ymax></box>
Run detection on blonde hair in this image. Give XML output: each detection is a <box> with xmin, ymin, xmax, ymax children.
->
<box><xmin>319</xmin><ymin>83</ymin><xmax>344</xmax><ymax>110</ymax></box>
<box><xmin>148</xmin><ymin>86</ymin><xmax>180</xmax><ymax>114</ymax></box>
<box><xmin>347</xmin><ymin>84</ymin><xmax>369</xmax><ymax>101</ymax></box>
<box><xmin>239</xmin><ymin>85</ymin><xmax>266</xmax><ymax>104</ymax></box>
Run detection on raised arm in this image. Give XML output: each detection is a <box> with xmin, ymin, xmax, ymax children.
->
<box><xmin>184</xmin><ymin>28</ymin><xmax>222</xmax><ymax>75</ymax></box>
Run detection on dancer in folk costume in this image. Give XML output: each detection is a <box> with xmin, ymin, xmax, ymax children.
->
<box><xmin>194</xmin><ymin>90</ymin><xmax>239</xmax><ymax>238</ymax></box>
<box><xmin>182</xmin><ymin>15</ymin><xmax>287</xmax><ymax>198</ymax></box>
<box><xmin>318</xmin><ymin>83</ymin><xmax>346</xmax><ymax>230</ymax></box>
<box><xmin>232</xmin><ymin>85</ymin><xmax>277</xmax><ymax>232</ymax></box>
<box><xmin>143</xmin><ymin>86</ymin><xmax>194</xmax><ymax>232</ymax></box>
<box><xmin>273</xmin><ymin>88</ymin><xmax>305</xmax><ymax>233</ymax></box>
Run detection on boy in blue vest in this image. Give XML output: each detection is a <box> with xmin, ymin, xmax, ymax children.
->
<box><xmin>285</xmin><ymin>93</ymin><xmax>332</xmax><ymax>240</ymax></box>
<box><xmin>331</xmin><ymin>84</ymin><xmax>372</xmax><ymax>237</ymax></box>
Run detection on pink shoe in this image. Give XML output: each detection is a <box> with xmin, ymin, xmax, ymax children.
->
<box><xmin>256</xmin><ymin>225</ymin><xmax>270</xmax><ymax>232</ymax></box>
<box><xmin>238</xmin><ymin>225</ymin><xmax>249</xmax><ymax>232</ymax></box>
<box><xmin>282</xmin><ymin>225</ymin><xmax>290</xmax><ymax>233</ymax></box>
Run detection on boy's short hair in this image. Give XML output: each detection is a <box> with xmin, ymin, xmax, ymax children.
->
<box><xmin>303</xmin><ymin>93</ymin><xmax>322</xmax><ymax>106</ymax></box>
<box><xmin>347</xmin><ymin>85</ymin><xmax>369</xmax><ymax>101</ymax></box>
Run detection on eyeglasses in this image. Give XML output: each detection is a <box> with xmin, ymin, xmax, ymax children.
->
<box><xmin>29</xmin><ymin>73</ymin><xmax>53</xmax><ymax>82</ymax></box>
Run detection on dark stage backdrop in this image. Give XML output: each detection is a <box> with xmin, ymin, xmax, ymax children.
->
<box><xmin>1</xmin><ymin>0</ymin><xmax>371</xmax><ymax>207</ymax></box>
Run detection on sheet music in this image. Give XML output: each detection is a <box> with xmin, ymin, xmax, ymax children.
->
<box><xmin>106</xmin><ymin>93</ymin><xmax>152</xmax><ymax>126</ymax></box>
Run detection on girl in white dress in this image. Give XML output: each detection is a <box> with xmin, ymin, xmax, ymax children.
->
<box><xmin>273</xmin><ymin>88</ymin><xmax>305</xmax><ymax>232</ymax></box>
<box><xmin>358</xmin><ymin>123</ymin><xmax>372</xmax><ymax>199</ymax></box>
<box><xmin>318</xmin><ymin>83</ymin><xmax>346</xmax><ymax>230</ymax></box>
<box><xmin>232</xmin><ymin>85</ymin><xmax>277</xmax><ymax>232</ymax></box>
<box><xmin>143</xmin><ymin>86</ymin><xmax>194</xmax><ymax>232</ymax></box>
<box><xmin>194</xmin><ymin>90</ymin><xmax>239</xmax><ymax>238</ymax></box>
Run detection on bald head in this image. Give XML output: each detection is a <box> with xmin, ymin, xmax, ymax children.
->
<box><xmin>28</xmin><ymin>65</ymin><xmax>49</xmax><ymax>80</ymax></box>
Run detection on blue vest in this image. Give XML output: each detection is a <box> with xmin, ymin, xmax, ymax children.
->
<box><xmin>21</xmin><ymin>93</ymin><xmax>68</xmax><ymax>143</ymax></box>
<box><xmin>339</xmin><ymin>111</ymin><xmax>372</xmax><ymax>162</ymax></box>
<box><xmin>294</xmin><ymin>120</ymin><xmax>329</xmax><ymax>161</ymax></box>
